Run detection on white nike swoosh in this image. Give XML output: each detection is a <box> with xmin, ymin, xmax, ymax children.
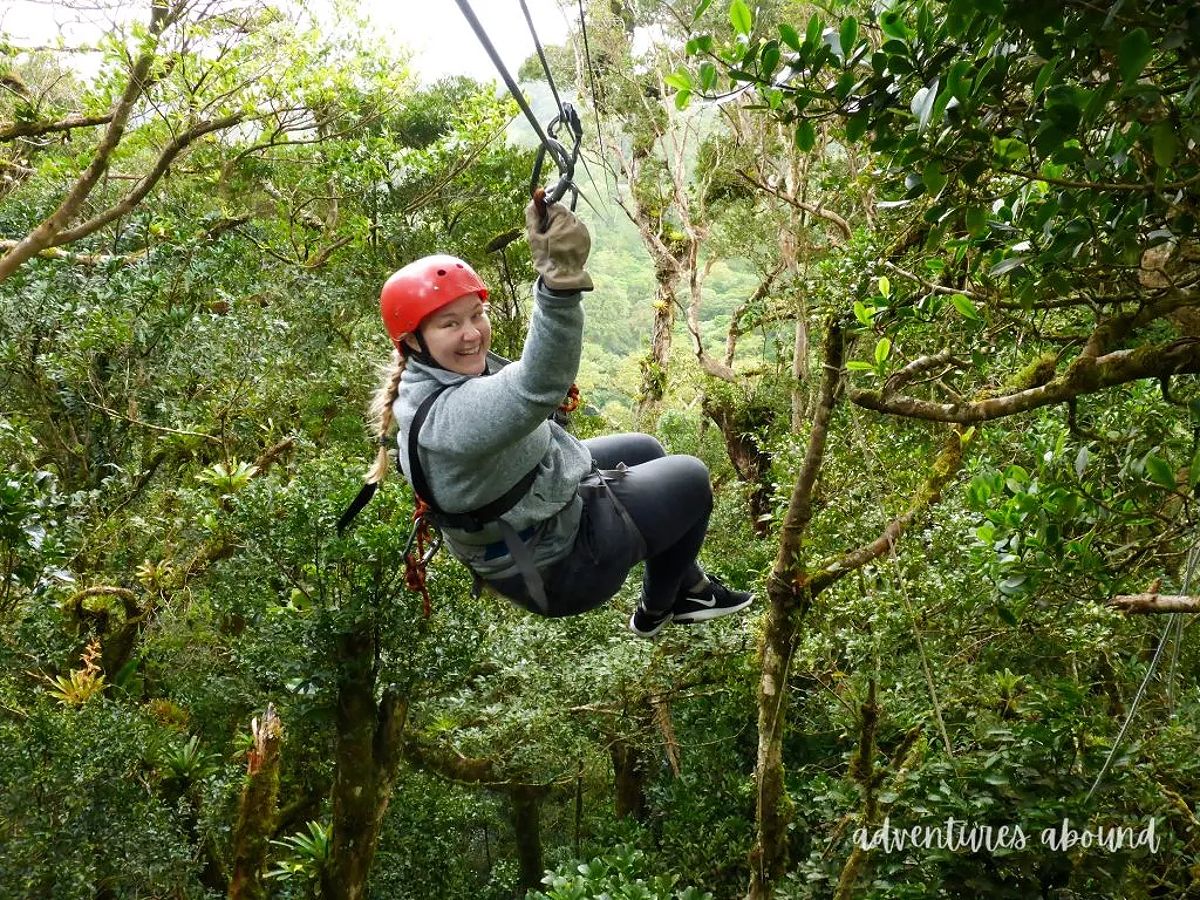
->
<box><xmin>690</xmin><ymin>596</ymin><xmax>717</xmax><ymax>607</ymax></box>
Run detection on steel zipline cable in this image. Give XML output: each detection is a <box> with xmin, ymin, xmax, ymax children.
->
<box><xmin>452</xmin><ymin>0</ymin><xmax>558</xmax><ymax>154</ymax></box>
<box><xmin>453</xmin><ymin>0</ymin><xmax>608</xmax><ymax>226</ymax></box>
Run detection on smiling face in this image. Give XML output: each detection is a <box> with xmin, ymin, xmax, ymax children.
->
<box><xmin>406</xmin><ymin>292</ymin><xmax>491</xmax><ymax>376</ymax></box>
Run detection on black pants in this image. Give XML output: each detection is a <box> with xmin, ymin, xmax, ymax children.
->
<box><xmin>490</xmin><ymin>433</ymin><xmax>712</xmax><ymax>617</ymax></box>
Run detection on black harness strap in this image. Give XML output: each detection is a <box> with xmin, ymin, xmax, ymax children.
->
<box><xmin>404</xmin><ymin>386</ymin><xmax>539</xmax><ymax>532</ymax></box>
<box><xmin>335</xmin><ymin>386</ymin><xmax>537</xmax><ymax>536</ymax></box>
<box><xmin>406</xmin><ymin>385</ymin><xmax>549</xmax><ymax>613</ymax></box>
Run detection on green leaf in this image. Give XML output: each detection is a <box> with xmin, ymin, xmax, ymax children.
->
<box><xmin>879</xmin><ymin>9</ymin><xmax>909</xmax><ymax>41</ymax></box>
<box><xmin>961</xmin><ymin>158</ymin><xmax>987</xmax><ymax>185</ymax></box>
<box><xmin>699</xmin><ymin>61</ymin><xmax>717</xmax><ymax>92</ymax></box>
<box><xmin>794</xmin><ymin>119</ymin><xmax>816</xmax><ymax>151</ymax></box>
<box><xmin>1145</xmin><ymin>453</ymin><xmax>1176</xmax><ymax>490</ymax></box>
<box><xmin>1151</xmin><ymin>122</ymin><xmax>1178</xmax><ymax>168</ymax></box>
<box><xmin>989</xmin><ymin>256</ymin><xmax>1028</xmax><ymax>277</ymax></box>
<box><xmin>874</xmin><ymin>337</ymin><xmax>891</xmax><ymax>366</ymax></box>
<box><xmin>878</xmin><ymin>275</ymin><xmax>891</xmax><ymax>297</ymax></box>
<box><xmin>730</xmin><ymin>0</ymin><xmax>753</xmax><ymax>36</ymax></box>
<box><xmin>693</xmin><ymin>0</ymin><xmax>714</xmax><ymax>23</ymax></box>
<box><xmin>839</xmin><ymin>17</ymin><xmax>858</xmax><ymax>61</ymax></box>
<box><xmin>761</xmin><ymin>41</ymin><xmax>780</xmax><ymax>78</ymax></box>
<box><xmin>951</xmin><ymin>293</ymin><xmax>980</xmax><ymax>320</ymax></box>
<box><xmin>664</xmin><ymin>69</ymin><xmax>693</xmax><ymax>92</ymax></box>
<box><xmin>853</xmin><ymin>300</ymin><xmax>875</xmax><ymax>325</ymax></box>
<box><xmin>845</xmin><ymin>108</ymin><xmax>870</xmax><ymax>142</ymax></box>
<box><xmin>923</xmin><ymin>160</ymin><xmax>946</xmax><ymax>194</ymax></box>
<box><xmin>965</xmin><ymin>205</ymin><xmax>987</xmax><ymax>235</ymax></box>
<box><xmin>1033</xmin><ymin>56</ymin><xmax>1058</xmax><ymax>100</ymax></box>
<box><xmin>674</xmin><ymin>88</ymin><xmax>692</xmax><ymax>110</ymax></box>
<box><xmin>910</xmin><ymin>78</ymin><xmax>939</xmax><ymax>132</ymax></box>
<box><xmin>999</xmin><ymin>574</ymin><xmax>1028</xmax><ymax>595</ymax></box>
<box><xmin>1118</xmin><ymin>28</ymin><xmax>1152</xmax><ymax>83</ymax></box>
<box><xmin>805</xmin><ymin>13</ymin><xmax>822</xmax><ymax>49</ymax></box>
<box><xmin>779</xmin><ymin>23</ymin><xmax>801</xmax><ymax>51</ymax></box>
<box><xmin>1075</xmin><ymin>446</ymin><xmax>1089</xmax><ymax>479</ymax></box>
<box><xmin>846</xmin><ymin>360</ymin><xmax>876</xmax><ymax>372</ymax></box>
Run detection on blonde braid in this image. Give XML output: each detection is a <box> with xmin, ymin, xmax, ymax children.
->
<box><xmin>365</xmin><ymin>349</ymin><xmax>407</xmax><ymax>485</ymax></box>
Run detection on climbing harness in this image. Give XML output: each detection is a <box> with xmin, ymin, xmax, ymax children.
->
<box><xmin>337</xmin><ymin>380</ymin><xmax>584</xmax><ymax>616</ymax></box>
<box><xmin>453</xmin><ymin>0</ymin><xmax>590</xmax><ymax>229</ymax></box>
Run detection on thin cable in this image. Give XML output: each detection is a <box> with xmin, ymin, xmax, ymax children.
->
<box><xmin>1084</xmin><ymin>618</ymin><xmax>1172</xmax><ymax>803</ymax></box>
<box><xmin>577</xmin><ymin>0</ymin><xmax>609</xmax><ymax>180</ymax></box>
<box><xmin>1086</xmin><ymin>535</ymin><xmax>1200</xmax><ymax>801</ymax></box>
<box><xmin>518</xmin><ymin>0</ymin><xmax>564</xmax><ymax>115</ymax></box>
<box><xmin>1166</xmin><ymin>540</ymin><xmax>1197</xmax><ymax>716</ymax></box>
<box><xmin>453</xmin><ymin>0</ymin><xmax>556</xmax><ymax>154</ymax></box>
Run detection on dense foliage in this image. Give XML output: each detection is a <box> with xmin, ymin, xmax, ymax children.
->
<box><xmin>1</xmin><ymin>1</ymin><xmax>1198</xmax><ymax>898</ymax></box>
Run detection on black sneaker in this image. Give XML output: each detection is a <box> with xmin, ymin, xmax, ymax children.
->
<box><xmin>628</xmin><ymin>604</ymin><xmax>672</xmax><ymax>639</ymax></box>
<box><xmin>672</xmin><ymin>575</ymin><xmax>754</xmax><ymax>624</ymax></box>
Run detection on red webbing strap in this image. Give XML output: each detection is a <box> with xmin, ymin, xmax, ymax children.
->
<box><xmin>559</xmin><ymin>383</ymin><xmax>581</xmax><ymax>414</ymax></box>
<box><xmin>404</xmin><ymin>499</ymin><xmax>435</xmax><ymax>618</ymax></box>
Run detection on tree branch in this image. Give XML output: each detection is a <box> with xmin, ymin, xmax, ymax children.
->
<box><xmin>811</xmin><ymin>429</ymin><xmax>969</xmax><ymax>594</ymax></box>
<box><xmin>50</xmin><ymin>113</ymin><xmax>245</xmax><ymax>247</ymax></box>
<box><xmin>0</xmin><ymin>0</ymin><xmax>179</xmax><ymax>284</ymax></box>
<box><xmin>1110</xmin><ymin>594</ymin><xmax>1200</xmax><ymax>614</ymax></box>
<box><xmin>0</xmin><ymin>113</ymin><xmax>116</xmax><ymax>143</ymax></box>
<box><xmin>770</xmin><ymin>321</ymin><xmax>844</xmax><ymax>596</ymax></box>
<box><xmin>737</xmin><ymin>169</ymin><xmax>852</xmax><ymax>242</ymax></box>
<box><xmin>850</xmin><ymin>337</ymin><xmax>1200</xmax><ymax>423</ymax></box>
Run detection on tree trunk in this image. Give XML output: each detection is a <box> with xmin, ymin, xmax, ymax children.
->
<box><xmin>702</xmin><ymin>394</ymin><xmax>774</xmax><ymax>534</ymax></box>
<box><xmin>792</xmin><ymin>313</ymin><xmax>809</xmax><ymax>431</ymax></box>
<box><xmin>747</xmin><ymin>324</ymin><xmax>844</xmax><ymax>898</ymax></box>
<box><xmin>747</xmin><ymin>587</ymin><xmax>810</xmax><ymax>899</ymax></box>
<box><xmin>610</xmin><ymin>737</ymin><xmax>648</xmax><ymax>820</ymax></box>
<box><xmin>322</xmin><ymin>626</ymin><xmax>407</xmax><ymax>900</ymax></box>
<box><xmin>510</xmin><ymin>785</ymin><xmax>547</xmax><ymax>893</ymax></box>
<box><xmin>638</xmin><ymin>273</ymin><xmax>677</xmax><ymax>423</ymax></box>
<box><xmin>228</xmin><ymin>705</ymin><xmax>283</xmax><ymax>900</ymax></box>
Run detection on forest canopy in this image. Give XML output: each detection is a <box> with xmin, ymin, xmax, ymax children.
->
<box><xmin>1</xmin><ymin>0</ymin><xmax>1198</xmax><ymax>898</ymax></box>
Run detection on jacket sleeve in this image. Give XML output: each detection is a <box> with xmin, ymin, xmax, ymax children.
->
<box><xmin>418</xmin><ymin>278</ymin><xmax>584</xmax><ymax>457</ymax></box>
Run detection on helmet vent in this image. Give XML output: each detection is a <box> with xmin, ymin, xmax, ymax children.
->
<box><xmin>437</xmin><ymin>268</ymin><xmax>447</xmax><ymax>276</ymax></box>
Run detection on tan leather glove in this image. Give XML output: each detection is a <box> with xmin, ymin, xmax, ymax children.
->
<box><xmin>526</xmin><ymin>200</ymin><xmax>593</xmax><ymax>292</ymax></box>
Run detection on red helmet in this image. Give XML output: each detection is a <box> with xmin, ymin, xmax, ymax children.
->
<box><xmin>380</xmin><ymin>254</ymin><xmax>489</xmax><ymax>346</ymax></box>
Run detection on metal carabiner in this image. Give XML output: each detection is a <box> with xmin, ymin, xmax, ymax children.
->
<box><xmin>403</xmin><ymin>515</ymin><xmax>443</xmax><ymax>565</ymax></box>
<box><xmin>531</xmin><ymin>101</ymin><xmax>584</xmax><ymax>230</ymax></box>
<box><xmin>418</xmin><ymin>529</ymin><xmax>442</xmax><ymax>566</ymax></box>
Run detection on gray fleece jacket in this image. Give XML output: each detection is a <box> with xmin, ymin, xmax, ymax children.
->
<box><xmin>392</xmin><ymin>278</ymin><xmax>593</xmax><ymax>579</ymax></box>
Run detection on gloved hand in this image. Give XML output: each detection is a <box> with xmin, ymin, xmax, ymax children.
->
<box><xmin>526</xmin><ymin>200</ymin><xmax>593</xmax><ymax>292</ymax></box>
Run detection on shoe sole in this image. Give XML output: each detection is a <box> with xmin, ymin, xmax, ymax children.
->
<box><xmin>672</xmin><ymin>595</ymin><xmax>754</xmax><ymax>625</ymax></box>
<box><xmin>628</xmin><ymin>611</ymin><xmax>673</xmax><ymax>638</ymax></box>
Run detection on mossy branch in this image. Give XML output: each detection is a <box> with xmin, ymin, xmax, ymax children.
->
<box><xmin>810</xmin><ymin>427</ymin><xmax>969</xmax><ymax>594</ymax></box>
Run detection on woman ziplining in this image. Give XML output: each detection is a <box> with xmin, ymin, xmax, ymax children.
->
<box><xmin>357</xmin><ymin>201</ymin><xmax>754</xmax><ymax>636</ymax></box>
<box><xmin>340</xmin><ymin>0</ymin><xmax>753</xmax><ymax>634</ymax></box>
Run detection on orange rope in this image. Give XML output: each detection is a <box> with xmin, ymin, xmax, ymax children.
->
<box><xmin>403</xmin><ymin>499</ymin><xmax>435</xmax><ymax>618</ymax></box>
<box><xmin>559</xmin><ymin>382</ymin><xmax>581</xmax><ymax>414</ymax></box>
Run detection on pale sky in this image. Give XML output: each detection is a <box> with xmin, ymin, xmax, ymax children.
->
<box><xmin>377</xmin><ymin>0</ymin><xmax>572</xmax><ymax>84</ymax></box>
<box><xmin>0</xmin><ymin>0</ymin><xmax>573</xmax><ymax>86</ymax></box>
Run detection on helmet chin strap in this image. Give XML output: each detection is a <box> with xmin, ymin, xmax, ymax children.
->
<box><xmin>402</xmin><ymin>330</ymin><xmax>442</xmax><ymax>369</ymax></box>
